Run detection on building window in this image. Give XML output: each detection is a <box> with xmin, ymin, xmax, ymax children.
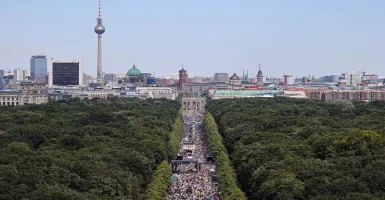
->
<box><xmin>12</xmin><ymin>102</ymin><xmax>14</xmax><ymax>106</ymax></box>
<box><xmin>16</xmin><ymin>102</ymin><xmax>19</xmax><ymax>105</ymax></box>
<box><xmin>7</xmin><ymin>102</ymin><xmax>10</xmax><ymax>106</ymax></box>
<box><xmin>52</xmin><ymin>62</ymin><xmax>80</xmax><ymax>86</ymax></box>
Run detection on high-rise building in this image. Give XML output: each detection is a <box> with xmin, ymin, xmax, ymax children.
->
<box><xmin>283</xmin><ymin>75</ymin><xmax>295</xmax><ymax>85</ymax></box>
<box><xmin>0</xmin><ymin>69</ymin><xmax>4</xmax><ymax>80</ymax></box>
<box><xmin>320</xmin><ymin>75</ymin><xmax>339</xmax><ymax>83</ymax></box>
<box><xmin>49</xmin><ymin>60</ymin><xmax>83</xmax><ymax>86</ymax></box>
<box><xmin>345</xmin><ymin>72</ymin><xmax>362</xmax><ymax>87</ymax></box>
<box><xmin>214</xmin><ymin>73</ymin><xmax>229</xmax><ymax>83</ymax></box>
<box><xmin>0</xmin><ymin>69</ymin><xmax>4</xmax><ymax>90</ymax></box>
<box><xmin>142</xmin><ymin>73</ymin><xmax>152</xmax><ymax>86</ymax></box>
<box><xmin>23</xmin><ymin>69</ymin><xmax>29</xmax><ymax>80</ymax></box>
<box><xmin>178</xmin><ymin>65</ymin><xmax>188</xmax><ymax>88</ymax></box>
<box><xmin>257</xmin><ymin>65</ymin><xmax>263</xmax><ymax>86</ymax></box>
<box><xmin>13</xmin><ymin>68</ymin><xmax>26</xmax><ymax>81</ymax></box>
<box><xmin>94</xmin><ymin>0</ymin><xmax>106</xmax><ymax>84</ymax></box>
<box><xmin>30</xmin><ymin>55</ymin><xmax>48</xmax><ymax>83</ymax></box>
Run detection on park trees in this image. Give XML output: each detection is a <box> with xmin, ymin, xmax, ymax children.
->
<box><xmin>0</xmin><ymin>98</ymin><xmax>179</xmax><ymax>199</ymax></box>
<box><xmin>207</xmin><ymin>98</ymin><xmax>385</xmax><ymax>199</ymax></box>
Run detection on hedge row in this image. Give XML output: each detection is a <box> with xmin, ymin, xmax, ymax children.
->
<box><xmin>143</xmin><ymin>161</ymin><xmax>172</xmax><ymax>200</ymax></box>
<box><xmin>144</xmin><ymin>109</ymin><xmax>183</xmax><ymax>200</ymax></box>
<box><xmin>203</xmin><ymin>112</ymin><xmax>247</xmax><ymax>200</ymax></box>
<box><xmin>168</xmin><ymin>109</ymin><xmax>184</xmax><ymax>159</ymax></box>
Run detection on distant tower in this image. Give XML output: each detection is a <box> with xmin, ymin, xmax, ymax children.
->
<box><xmin>179</xmin><ymin>65</ymin><xmax>188</xmax><ymax>89</ymax></box>
<box><xmin>94</xmin><ymin>0</ymin><xmax>105</xmax><ymax>84</ymax></box>
<box><xmin>30</xmin><ymin>55</ymin><xmax>48</xmax><ymax>84</ymax></box>
<box><xmin>241</xmin><ymin>69</ymin><xmax>249</xmax><ymax>84</ymax></box>
<box><xmin>257</xmin><ymin>64</ymin><xmax>263</xmax><ymax>86</ymax></box>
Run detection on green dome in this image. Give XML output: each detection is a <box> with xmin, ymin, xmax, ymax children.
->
<box><xmin>126</xmin><ymin>64</ymin><xmax>142</xmax><ymax>76</ymax></box>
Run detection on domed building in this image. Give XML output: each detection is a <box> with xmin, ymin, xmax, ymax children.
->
<box><xmin>126</xmin><ymin>63</ymin><xmax>142</xmax><ymax>84</ymax></box>
<box><xmin>229</xmin><ymin>73</ymin><xmax>241</xmax><ymax>85</ymax></box>
<box><xmin>338</xmin><ymin>73</ymin><xmax>347</xmax><ymax>87</ymax></box>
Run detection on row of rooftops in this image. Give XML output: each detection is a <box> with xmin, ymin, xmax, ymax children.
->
<box><xmin>213</xmin><ymin>90</ymin><xmax>284</xmax><ymax>96</ymax></box>
<box><xmin>0</xmin><ymin>89</ymin><xmax>21</xmax><ymax>94</ymax></box>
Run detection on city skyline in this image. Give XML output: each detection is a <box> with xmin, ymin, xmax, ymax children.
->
<box><xmin>2</xmin><ymin>0</ymin><xmax>385</xmax><ymax>77</ymax></box>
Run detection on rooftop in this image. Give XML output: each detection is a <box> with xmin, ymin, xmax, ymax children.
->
<box><xmin>213</xmin><ymin>90</ymin><xmax>283</xmax><ymax>96</ymax></box>
<box><xmin>0</xmin><ymin>90</ymin><xmax>21</xmax><ymax>94</ymax></box>
<box><xmin>127</xmin><ymin>64</ymin><xmax>142</xmax><ymax>76</ymax></box>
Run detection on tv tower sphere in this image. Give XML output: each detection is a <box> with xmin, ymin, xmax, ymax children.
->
<box><xmin>94</xmin><ymin>25</ymin><xmax>105</xmax><ymax>35</ymax></box>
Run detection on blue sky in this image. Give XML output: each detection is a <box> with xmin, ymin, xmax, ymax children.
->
<box><xmin>2</xmin><ymin>0</ymin><xmax>385</xmax><ymax>78</ymax></box>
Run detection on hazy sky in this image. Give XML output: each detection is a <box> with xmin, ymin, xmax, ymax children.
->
<box><xmin>2</xmin><ymin>0</ymin><xmax>385</xmax><ymax>78</ymax></box>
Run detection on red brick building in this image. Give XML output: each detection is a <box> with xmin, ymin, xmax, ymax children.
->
<box><xmin>178</xmin><ymin>66</ymin><xmax>188</xmax><ymax>89</ymax></box>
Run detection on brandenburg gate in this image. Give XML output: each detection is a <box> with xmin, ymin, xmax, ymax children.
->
<box><xmin>182</xmin><ymin>97</ymin><xmax>206</xmax><ymax>111</ymax></box>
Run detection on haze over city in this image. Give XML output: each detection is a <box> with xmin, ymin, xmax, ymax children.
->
<box><xmin>2</xmin><ymin>0</ymin><xmax>385</xmax><ymax>77</ymax></box>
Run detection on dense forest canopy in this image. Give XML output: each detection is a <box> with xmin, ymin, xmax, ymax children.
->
<box><xmin>207</xmin><ymin>98</ymin><xmax>385</xmax><ymax>200</ymax></box>
<box><xmin>0</xmin><ymin>97</ymin><xmax>180</xmax><ymax>200</ymax></box>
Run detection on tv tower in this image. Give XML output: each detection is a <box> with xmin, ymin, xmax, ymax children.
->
<box><xmin>94</xmin><ymin>0</ymin><xmax>105</xmax><ymax>84</ymax></box>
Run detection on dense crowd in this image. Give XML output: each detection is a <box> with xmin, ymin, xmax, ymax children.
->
<box><xmin>167</xmin><ymin>109</ymin><xmax>220</xmax><ymax>200</ymax></box>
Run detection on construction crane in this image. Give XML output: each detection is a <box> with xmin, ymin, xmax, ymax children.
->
<box><xmin>358</xmin><ymin>69</ymin><xmax>365</xmax><ymax>101</ymax></box>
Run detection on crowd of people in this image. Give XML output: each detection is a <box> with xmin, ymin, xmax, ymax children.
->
<box><xmin>167</xmin><ymin>109</ymin><xmax>221</xmax><ymax>200</ymax></box>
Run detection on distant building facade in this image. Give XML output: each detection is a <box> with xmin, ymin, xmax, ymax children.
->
<box><xmin>212</xmin><ymin>89</ymin><xmax>283</xmax><ymax>99</ymax></box>
<box><xmin>345</xmin><ymin>72</ymin><xmax>362</xmax><ymax>87</ymax></box>
<box><xmin>182</xmin><ymin>83</ymin><xmax>217</xmax><ymax>93</ymax></box>
<box><xmin>73</xmin><ymin>91</ymin><xmax>110</xmax><ymax>99</ymax></box>
<box><xmin>0</xmin><ymin>70</ymin><xmax>4</xmax><ymax>90</ymax></box>
<box><xmin>214</xmin><ymin>73</ymin><xmax>229</xmax><ymax>83</ymax></box>
<box><xmin>147</xmin><ymin>77</ymin><xmax>156</xmax><ymax>85</ymax></box>
<box><xmin>320</xmin><ymin>75</ymin><xmax>339</xmax><ymax>83</ymax></box>
<box><xmin>0</xmin><ymin>82</ymin><xmax>48</xmax><ymax>106</ymax></box>
<box><xmin>137</xmin><ymin>87</ymin><xmax>177</xmax><ymax>100</ymax></box>
<box><xmin>30</xmin><ymin>55</ymin><xmax>48</xmax><ymax>84</ymax></box>
<box><xmin>283</xmin><ymin>75</ymin><xmax>295</xmax><ymax>85</ymax></box>
<box><xmin>13</xmin><ymin>68</ymin><xmax>26</xmax><ymax>81</ymax></box>
<box><xmin>141</xmin><ymin>73</ymin><xmax>152</xmax><ymax>86</ymax></box>
<box><xmin>362</xmin><ymin>74</ymin><xmax>379</xmax><ymax>83</ymax></box>
<box><xmin>310</xmin><ymin>90</ymin><xmax>385</xmax><ymax>101</ymax></box>
<box><xmin>229</xmin><ymin>73</ymin><xmax>241</xmax><ymax>85</ymax></box>
<box><xmin>83</xmin><ymin>73</ymin><xmax>97</xmax><ymax>86</ymax></box>
<box><xmin>49</xmin><ymin>60</ymin><xmax>83</xmax><ymax>86</ymax></box>
<box><xmin>0</xmin><ymin>70</ymin><xmax>4</xmax><ymax>80</ymax></box>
